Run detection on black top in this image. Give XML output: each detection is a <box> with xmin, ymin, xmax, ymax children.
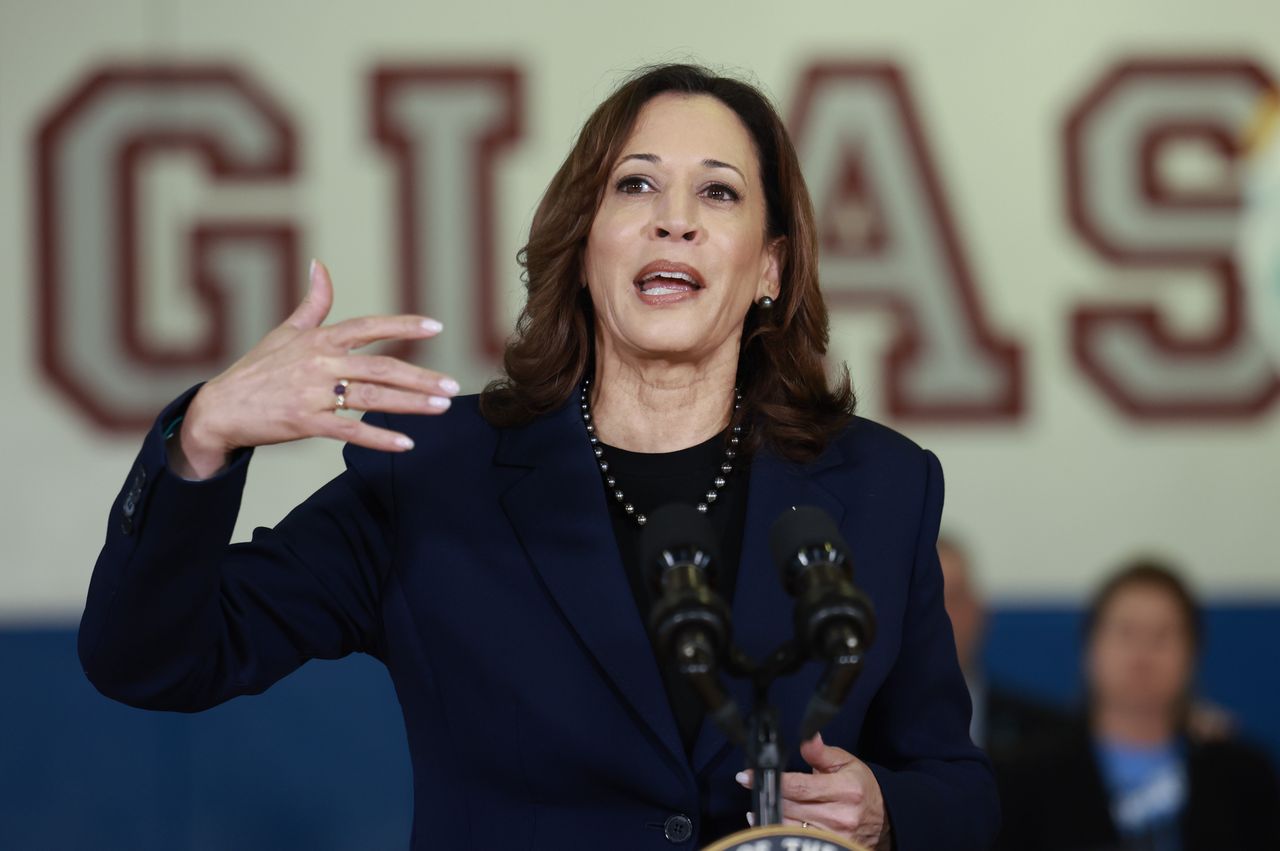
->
<box><xmin>598</xmin><ymin>430</ymin><xmax>750</xmax><ymax>755</ymax></box>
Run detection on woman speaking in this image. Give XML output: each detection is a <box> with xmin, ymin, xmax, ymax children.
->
<box><xmin>80</xmin><ymin>64</ymin><xmax>999</xmax><ymax>850</ymax></box>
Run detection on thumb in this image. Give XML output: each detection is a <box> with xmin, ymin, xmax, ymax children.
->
<box><xmin>800</xmin><ymin>731</ymin><xmax>855</xmax><ymax>774</ymax></box>
<box><xmin>285</xmin><ymin>259</ymin><xmax>334</xmax><ymax>330</ymax></box>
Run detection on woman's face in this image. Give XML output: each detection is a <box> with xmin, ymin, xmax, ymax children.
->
<box><xmin>583</xmin><ymin>92</ymin><xmax>781</xmax><ymax>370</ymax></box>
<box><xmin>1086</xmin><ymin>583</ymin><xmax>1196</xmax><ymax>719</ymax></box>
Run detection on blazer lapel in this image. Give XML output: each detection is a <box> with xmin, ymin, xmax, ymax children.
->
<box><xmin>495</xmin><ymin>398</ymin><xmax>687</xmax><ymax>771</ymax></box>
<box><xmin>691</xmin><ymin>441</ymin><xmax>847</xmax><ymax>775</ymax></box>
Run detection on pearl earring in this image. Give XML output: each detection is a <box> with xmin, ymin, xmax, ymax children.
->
<box><xmin>757</xmin><ymin>296</ymin><xmax>774</xmax><ymax>309</ymax></box>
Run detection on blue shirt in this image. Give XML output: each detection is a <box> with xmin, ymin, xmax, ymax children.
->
<box><xmin>1094</xmin><ymin>736</ymin><xmax>1187</xmax><ymax>851</ymax></box>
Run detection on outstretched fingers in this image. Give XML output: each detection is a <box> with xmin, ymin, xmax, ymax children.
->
<box><xmin>338</xmin><ymin>355</ymin><xmax>459</xmax><ymax>398</ymax></box>
<box><xmin>195</xmin><ymin>259</ymin><xmax>455</xmax><ymax>458</ymax></box>
<box><xmin>317</xmin><ymin>411</ymin><xmax>417</xmax><ymax>453</ymax></box>
<box><xmin>327</xmin><ymin>314</ymin><xmax>443</xmax><ymax>352</ymax></box>
<box><xmin>339</xmin><ymin>382</ymin><xmax>453</xmax><ymax>415</ymax></box>
<box><xmin>285</xmin><ymin>259</ymin><xmax>336</xmax><ymax>331</ymax></box>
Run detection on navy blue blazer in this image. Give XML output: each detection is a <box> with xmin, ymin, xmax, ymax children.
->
<box><xmin>80</xmin><ymin>388</ymin><xmax>999</xmax><ymax>850</ymax></box>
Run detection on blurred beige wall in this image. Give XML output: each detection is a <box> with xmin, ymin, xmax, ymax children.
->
<box><xmin>2</xmin><ymin>0</ymin><xmax>1279</xmax><ymax>620</ymax></box>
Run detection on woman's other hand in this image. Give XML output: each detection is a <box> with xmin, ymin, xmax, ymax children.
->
<box><xmin>738</xmin><ymin>732</ymin><xmax>891</xmax><ymax>850</ymax></box>
<box><xmin>171</xmin><ymin>260</ymin><xmax>458</xmax><ymax>479</ymax></box>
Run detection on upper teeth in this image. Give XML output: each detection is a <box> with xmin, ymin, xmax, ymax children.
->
<box><xmin>640</xmin><ymin>271</ymin><xmax>698</xmax><ymax>285</ymax></box>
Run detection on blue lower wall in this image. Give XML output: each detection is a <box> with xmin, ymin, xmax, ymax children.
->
<box><xmin>2</xmin><ymin>605</ymin><xmax>1276</xmax><ymax>849</ymax></box>
<box><xmin>0</xmin><ymin>632</ymin><xmax>412</xmax><ymax>850</ymax></box>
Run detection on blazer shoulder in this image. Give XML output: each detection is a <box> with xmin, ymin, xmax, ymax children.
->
<box><xmin>798</xmin><ymin>416</ymin><xmax>942</xmax><ymax>529</ymax></box>
<box><xmin>827</xmin><ymin>414</ymin><xmax>937</xmax><ymax>483</ymax></box>
<box><xmin>839</xmin><ymin>415</ymin><xmax>927</xmax><ymax>456</ymax></box>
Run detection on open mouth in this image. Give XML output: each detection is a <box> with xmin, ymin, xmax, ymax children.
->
<box><xmin>636</xmin><ymin>271</ymin><xmax>702</xmax><ymax>296</ymax></box>
<box><xmin>634</xmin><ymin>262</ymin><xmax>706</xmax><ymax>298</ymax></box>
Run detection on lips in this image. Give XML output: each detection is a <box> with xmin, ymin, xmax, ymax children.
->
<box><xmin>634</xmin><ymin>260</ymin><xmax>705</xmax><ymax>296</ymax></box>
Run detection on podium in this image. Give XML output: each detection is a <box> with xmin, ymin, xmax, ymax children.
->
<box><xmin>704</xmin><ymin>824</ymin><xmax>871</xmax><ymax>850</ymax></box>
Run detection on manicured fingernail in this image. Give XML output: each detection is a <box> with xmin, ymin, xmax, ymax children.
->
<box><xmin>309</xmin><ymin>258</ymin><xmax>317</xmax><ymax>279</ymax></box>
<box><xmin>746</xmin><ymin>813</ymin><xmax>755</xmax><ymax>827</ymax></box>
<box><xmin>427</xmin><ymin>396</ymin><xmax>451</xmax><ymax>410</ymax></box>
<box><xmin>439</xmin><ymin>378</ymin><xmax>460</xmax><ymax>394</ymax></box>
<box><xmin>735</xmin><ymin>771</ymin><xmax>749</xmax><ymax>786</ymax></box>
<box><xmin>421</xmin><ymin>318</ymin><xmax>443</xmax><ymax>333</ymax></box>
<box><xmin>395</xmin><ymin>435</ymin><xmax>414</xmax><ymax>449</ymax></box>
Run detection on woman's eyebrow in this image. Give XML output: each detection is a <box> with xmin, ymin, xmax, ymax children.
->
<box><xmin>617</xmin><ymin>152</ymin><xmax>745</xmax><ymax>180</ymax></box>
<box><xmin>701</xmin><ymin>158</ymin><xmax>745</xmax><ymax>180</ymax></box>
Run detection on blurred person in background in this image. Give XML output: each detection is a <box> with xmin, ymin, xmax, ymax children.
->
<box><xmin>938</xmin><ymin>535</ymin><xmax>1070</xmax><ymax>763</ymax></box>
<box><xmin>996</xmin><ymin>559</ymin><xmax>1280</xmax><ymax>851</ymax></box>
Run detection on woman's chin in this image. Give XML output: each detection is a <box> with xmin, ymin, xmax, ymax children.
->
<box><xmin>605</xmin><ymin>318</ymin><xmax>714</xmax><ymax>357</ymax></box>
<box><xmin>618</xmin><ymin>333</ymin><xmax>719</xmax><ymax>363</ymax></box>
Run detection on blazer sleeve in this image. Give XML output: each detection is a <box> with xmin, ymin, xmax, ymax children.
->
<box><xmin>859</xmin><ymin>450</ymin><xmax>1001</xmax><ymax>851</ymax></box>
<box><xmin>78</xmin><ymin>386</ymin><xmax>396</xmax><ymax>712</ymax></box>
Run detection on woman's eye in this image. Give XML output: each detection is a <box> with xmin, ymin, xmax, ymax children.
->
<box><xmin>704</xmin><ymin>183</ymin><xmax>741</xmax><ymax>202</ymax></box>
<box><xmin>616</xmin><ymin>176</ymin><xmax>653</xmax><ymax>194</ymax></box>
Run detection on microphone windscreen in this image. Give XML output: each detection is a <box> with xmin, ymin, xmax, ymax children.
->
<box><xmin>769</xmin><ymin>505</ymin><xmax>849</xmax><ymax>571</ymax></box>
<box><xmin>640</xmin><ymin>502</ymin><xmax>721</xmax><ymax>582</ymax></box>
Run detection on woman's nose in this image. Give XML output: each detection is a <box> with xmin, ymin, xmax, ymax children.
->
<box><xmin>651</xmin><ymin>193</ymin><xmax>700</xmax><ymax>242</ymax></box>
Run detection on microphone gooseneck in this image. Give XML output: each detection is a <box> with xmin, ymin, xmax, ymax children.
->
<box><xmin>641</xmin><ymin>503</ymin><xmax>746</xmax><ymax>746</ymax></box>
<box><xmin>769</xmin><ymin>506</ymin><xmax>877</xmax><ymax>741</ymax></box>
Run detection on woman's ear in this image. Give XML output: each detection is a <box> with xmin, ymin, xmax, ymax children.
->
<box><xmin>757</xmin><ymin>236</ymin><xmax>785</xmax><ymax>301</ymax></box>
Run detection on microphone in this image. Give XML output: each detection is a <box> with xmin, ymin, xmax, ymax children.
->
<box><xmin>641</xmin><ymin>503</ymin><xmax>745</xmax><ymax>745</ymax></box>
<box><xmin>770</xmin><ymin>506</ymin><xmax>876</xmax><ymax>741</ymax></box>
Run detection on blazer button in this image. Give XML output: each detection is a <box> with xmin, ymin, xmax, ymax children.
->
<box><xmin>125</xmin><ymin>470</ymin><xmax>146</xmax><ymax>510</ymax></box>
<box><xmin>663</xmin><ymin>814</ymin><xmax>693</xmax><ymax>844</ymax></box>
<box><xmin>120</xmin><ymin>467</ymin><xmax>146</xmax><ymax>534</ymax></box>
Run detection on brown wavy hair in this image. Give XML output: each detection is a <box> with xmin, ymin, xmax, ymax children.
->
<box><xmin>480</xmin><ymin>63</ymin><xmax>854</xmax><ymax>462</ymax></box>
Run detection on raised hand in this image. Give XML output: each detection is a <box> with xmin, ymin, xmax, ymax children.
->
<box><xmin>171</xmin><ymin>260</ymin><xmax>458</xmax><ymax>479</ymax></box>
